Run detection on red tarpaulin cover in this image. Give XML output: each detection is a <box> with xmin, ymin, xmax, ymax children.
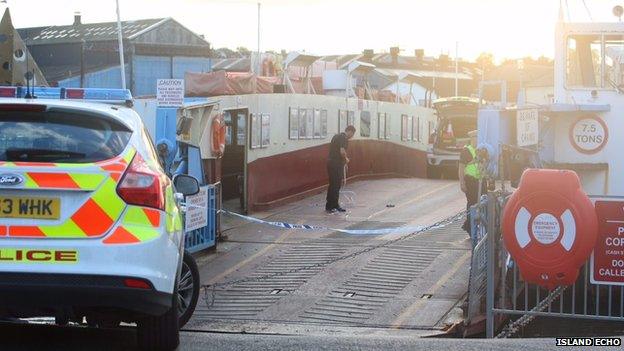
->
<box><xmin>185</xmin><ymin>71</ymin><xmax>281</xmax><ymax>97</ymax></box>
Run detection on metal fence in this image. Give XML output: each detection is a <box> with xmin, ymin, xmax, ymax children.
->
<box><xmin>184</xmin><ymin>182</ymin><xmax>221</xmax><ymax>253</ymax></box>
<box><xmin>476</xmin><ymin>192</ymin><xmax>624</xmax><ymax>338</ymax></box>
<box><xmin>466</xmin><ymin>197</ymin><xmax>489</xmax><ymax>324</ymax></box>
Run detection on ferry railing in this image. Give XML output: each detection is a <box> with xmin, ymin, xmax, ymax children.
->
<box><xmin>480</xmin><ymin>192</ymin><xmax>624</xmax><ymax>338</ymax></box>
<box><xmin>466</xmin><ymin>196</ymin><xmax>489</xmax><ymax>324</ymax></box>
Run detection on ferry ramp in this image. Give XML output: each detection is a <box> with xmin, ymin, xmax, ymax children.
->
<box><xmin>189</xmin><ymin>177</ymin><xmax>470</xmax><ymax>336</ymax></box>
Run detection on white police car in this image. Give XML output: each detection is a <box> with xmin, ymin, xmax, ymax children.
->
<box><xmin>0</xmin><ymin>87</ymin><xmax>200</xmax><ymax>350</ymax></box>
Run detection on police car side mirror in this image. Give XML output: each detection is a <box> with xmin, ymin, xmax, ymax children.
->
<box><xmin>173</xmin><ymin>174</ymin><xmax>200</xmax><ymax>196</ymax></box>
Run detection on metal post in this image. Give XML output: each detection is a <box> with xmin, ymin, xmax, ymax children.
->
<box><xmin>80</xmin><ymin>40</ymin><xmax>85</xmax><ymax>88</ymax></box>
<box><xmin>486</xmin><ymin>192</ymin><xmax>496</xmax><ymax>338</ymax></box>
<box><xmin>115</xmin><ymin>0</ymin><xmax>126</xmax><ymax>89</ymax></box>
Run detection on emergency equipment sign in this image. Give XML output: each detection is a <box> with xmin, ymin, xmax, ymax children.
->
<box><xmin>591</xmin><ymin>199</ymin><xmax>624</xmax><ymax>285</ymax></box>
<box><xmin>516</xmin><ymin>109</ymin><xmax>538</xmax><ymax>147</ymax></box>
<box><xmin>157</xmin><ymin>79</ymin><xmax>184</xmax><ymax>107</ymax></box>
<box><xmin>185</xmin><ymin>186</ymin><xmax>208</xmax><ymax>232</ymax></box>
<box><xmin>570</xmin><ymin>115</ymin><xmax>608</xmax><ymax>154</ymax></box>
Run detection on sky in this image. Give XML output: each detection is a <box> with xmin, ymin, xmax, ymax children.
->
<box><xmin>4</xmin><ymin>0</ymin><xmax>624</xmax><ymax>62</ymax></box>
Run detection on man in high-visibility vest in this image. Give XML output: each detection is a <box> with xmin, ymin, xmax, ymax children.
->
<box><xmin>459</xmin><ymin>130</ymin><xmax>488</xmax><ymax>233</ymax></box>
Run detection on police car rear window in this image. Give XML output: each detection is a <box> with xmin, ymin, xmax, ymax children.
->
<box><xmin>0</xmin><ymin>111</ymin><xmax>132</xmax><ymax>163</ymax></box>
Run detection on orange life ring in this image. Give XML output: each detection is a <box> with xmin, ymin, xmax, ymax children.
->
<box><xmin>211</xmin><ymin>114</ymin><xmax>226</xmax><ymax>157</ymax></box>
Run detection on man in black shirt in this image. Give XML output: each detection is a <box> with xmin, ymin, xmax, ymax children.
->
<box><xmin>326</xmin><ymin>125</ymin><xmax>356</xmax><ymax>213</ymax></box>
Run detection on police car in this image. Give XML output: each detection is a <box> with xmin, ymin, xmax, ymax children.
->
<box><xmin>0</xmin><ymin>87</ymin><xmax>200</xmax><ymax>350</ymax></box>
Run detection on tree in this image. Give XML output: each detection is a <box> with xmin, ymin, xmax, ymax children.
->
<box><xmin>236</xmin><ymin>47</ymin><xmax>251</xmax><ymax>57</ymax></box>
<box><xmin>476</xmin><ymin>52</ymin><xmax>495</xmax><ymax>69</ymax></box>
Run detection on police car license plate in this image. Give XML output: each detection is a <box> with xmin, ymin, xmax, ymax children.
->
<box><xmin>0</xmin><ymin>196</ymin><xmax>60</xmax><ymax>219</ymax></box>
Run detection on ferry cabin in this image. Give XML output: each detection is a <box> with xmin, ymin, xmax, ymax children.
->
<box><xmin>546</xmin><ymin>19</ymin><xmax>624</xmax><ymax>195</ymax></box>
<box><xmin>136</xmin><ymin>93</ymin><xmax>436</xmax><ymax>212</ymax></box>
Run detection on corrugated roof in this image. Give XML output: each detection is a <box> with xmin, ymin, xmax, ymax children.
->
<box><xmin>374</xmin><ymin>68</ymin><xmax>472</xmax><ymax>80</ymax></box>
<box><xmin>18</xmin><ymin>18</ymin><xmax>166</xmax><ymax>45</ymax></box>
<box><xmin>211</xmin><ymin>58</ymin><xmax>250</xmax><ymax>72</ymax></box>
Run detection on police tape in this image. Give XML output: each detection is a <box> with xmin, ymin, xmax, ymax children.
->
<box><xmin>221</xmin><ymin>209</ymin><xmax>437</xmax><ymax>235</ymax></box>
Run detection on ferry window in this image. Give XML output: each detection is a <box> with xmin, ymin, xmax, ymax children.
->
<box><xmin>378</xmin><ymin>112</ymin><xmax>386</xmax><ymax>139</ymax></box>
<box><xmin>261</xmin><ymin>113</ymin><xmax>270</xmax><ymax>147</ymax></box>
<box><xmin>604</xmin><ymin>35</ymin><xmax>624</xmax><ymax>87</ymax></box>
<box><xmin>338</xmin><ymin>110</ymin><xmax>355</xmax><ymax>132</ymax></box>
<box><xmin>289</xmin><ymin>107</ymin><xmax>299</xmax><ymax>139</ymax></box>
<box><xmin>250</xmin><ymin>113</ymin><xmax>261</xmax><ymax>149</ymax></box>
<box><xmin>339</xmin><ymin>110</ymin><xmax>347</xmax><ymax>132</ymax></box>
<box><xmin>224</xmin><ymin>110</ymin><xmax>233</xmax><ymax>145</ymax></box>
<box><xmin>313</xmin><ymin>109</ymin><xmax>322</xmax><ymax>139</ymax></box>
<box><xmin>567</xmin><ymin>35</ymin><xmax>602</xmax><ymax>87</ymax></box>
<box><xmin>306</xmin><ymin>108</ymin><xmax>314</xmax><ymax>139</ymax></box>
<box><xmin>360</xmin><ymin>111</ymin><xmax>371</xmax><ymax>137</ymax></box>
<box><xmin>384</xmin><ymin>114</ymin><xmax>391</xmax><ymax>139</ymax></box>
<box><xmin>401</xmin><ymin>114</ymin><xmax>412</xmax><ymax>141</ymax></box>
<box><xmin>413</xmin><ymin>116</ymin><xmax>420</xmax><ymax>142</ymax></box>
<box><xmin>298</xmin><ymin>108</ymin><xmax>307</xmax><ymax>139</ymax></box>
<box><xmin>236</xmin><ymin>112</ymin><xmax>246</xmax><ymax>146</ymax></box>
<box><xmin>321</xmin><ymin>110</ymin><xmax>328</xmax><ymax>138</ymax></box>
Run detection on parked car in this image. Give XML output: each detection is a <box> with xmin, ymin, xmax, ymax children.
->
<box><xmin>427</xmin><ymin>97</ymin><xmax>480</xmax><ymax>179</ymax></box>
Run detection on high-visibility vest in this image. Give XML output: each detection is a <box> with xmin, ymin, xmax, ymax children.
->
<box><xmin>464</xmin><ymin>144</ymin><xmax>481</xmax><ymax>179</ymax></box>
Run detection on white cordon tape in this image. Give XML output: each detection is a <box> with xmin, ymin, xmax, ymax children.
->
<box><xmin>220</xmin><ymin>210</ymin><xmax>446</xmax><ymax>235</ymax></box>
<box><xmin>339</xmin><ymin>190</ymin><xmax>356</xmax><ymax>205</ymax></box>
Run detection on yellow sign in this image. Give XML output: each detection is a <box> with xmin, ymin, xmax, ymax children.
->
<box><xmin>0</xmin><ymin>249</ymin><xmax>78</xmax><ymax>264</ymax></box>
<box><xmin>0</xmin><ymin>196</ymin><xmax>60</xmax><ymax>219</ymax></box>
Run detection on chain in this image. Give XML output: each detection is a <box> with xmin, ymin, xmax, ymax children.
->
<box><xmin>495</xmin><ymin>286</ymin><xmax>567</xmax><ymax>338</ymax></box>
<box><xmin>201</xmin><ymin>210</ymin><xmax>467</xmax><ymax>308</ymax></box>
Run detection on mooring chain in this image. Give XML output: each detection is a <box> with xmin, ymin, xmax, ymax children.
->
<box><xmin>201</xmin><ymin>211</ymin><xmax>467</xmax><ymax>308</ymax></box>
<box><xmin>495</xmin><ymin>285</ymin><xmax>567</xmax><ymax>338</ymax></box>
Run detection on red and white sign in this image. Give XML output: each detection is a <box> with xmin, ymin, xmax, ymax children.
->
<box><xmin>591</xmin><ymin>199</ymin><xmax>624</xmax><ymax>285</ymax></box>
<box><xmin>569</xmin><ymin>115</ymin><xmax>608</xmax><ymax>154</ymax></box>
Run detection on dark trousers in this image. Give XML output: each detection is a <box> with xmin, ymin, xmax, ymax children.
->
<box><xmin>463</xmin><ymin>175</ymin><xmax>486</xmax><ymax>232</ymax></box>
<box><xmin>326</xmin><ymin>162</ymin><xmax>343</xmax><ymax>210</ymax></box>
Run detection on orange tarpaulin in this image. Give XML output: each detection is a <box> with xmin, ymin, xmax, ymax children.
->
<box><xmin>185</xmin><ymin>71</ymin><xmax>281</xmax><ymax>97</ymax></box>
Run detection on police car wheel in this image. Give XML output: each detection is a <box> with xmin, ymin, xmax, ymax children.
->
<box><xmin>137</xmin><ymin>295</ymin><xmax>180</xmax><ymax>351</ymax></box>
<box><xmin>178</xmin><ymin>251</ymin><xmax>200</xmax><ymax>327</ymax></box>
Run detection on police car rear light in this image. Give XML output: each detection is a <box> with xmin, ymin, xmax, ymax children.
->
<box><xmin>123</xmin><ymin>278</ymin><xmax>152</xmax><ymax>290</ymax></box>
<box><xmin>117</xmin><ymin>153</ymin><xmax>166</xmax><ymax>211</ymax></box>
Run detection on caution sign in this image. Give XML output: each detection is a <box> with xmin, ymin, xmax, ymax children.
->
<box><xmin>185</xmin><ymin>186</ymin><xmax>208</xmax><ymax>233</ymax></box>
<box><xmin>157</xmin><ymin>79</ymin><xmax>184</xmax><ymax>107</ymax></box>
<box><xmin>569</xmin><ymin>115</ymin><xmax>608</xmax><ymax>154</ymax></box>
<box><xmin>516</xmin><ymin>109</ymin><xmax>538</xmax><ymax>147</ymax></box>
<box><xmin>591</xmin><ymin>199</ymin><xmax>624</xmax><ymax>285</ymax></box>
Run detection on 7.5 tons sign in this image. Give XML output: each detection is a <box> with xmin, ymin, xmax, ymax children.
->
<box><xmin>569</xmin><ymin>115</ymin><xmax>608</xmax><ymax>154</ymax></box>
